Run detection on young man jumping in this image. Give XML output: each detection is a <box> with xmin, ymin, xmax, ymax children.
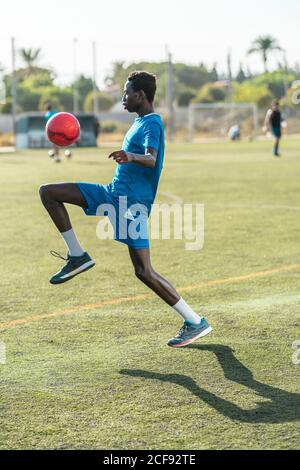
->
<box><xmin>39</xmin><ymin>71</ymin><xmax>212</xmax><ymax>347</ymax></box>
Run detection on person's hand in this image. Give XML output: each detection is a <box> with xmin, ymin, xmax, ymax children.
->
<box><xmin>108</xmin><ymin>150</ymin><xmax>132</xmax><ymax>164</ymax></box>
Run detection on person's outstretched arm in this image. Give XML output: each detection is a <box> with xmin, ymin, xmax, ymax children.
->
<box><xmin>108</xmin><ymin>147</ymin><xmax>157</xmax><ymax>169</ymax></box>
<box><xmin>264</xmin><ymin>109</ymin><xmax>272</xmax><ymax>131</ymax></box>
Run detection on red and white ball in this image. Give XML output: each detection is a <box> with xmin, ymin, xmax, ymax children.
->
<box><xmin>46</xmin><ymin>112</ymin><xmax>80</xmax><ymax>147</ymax></box>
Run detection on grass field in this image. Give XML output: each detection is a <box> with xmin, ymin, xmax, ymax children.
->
<box><xmin>0</xmin><ymin>139</ymin><xmax>300</xmax><ymax>450</ymax></box>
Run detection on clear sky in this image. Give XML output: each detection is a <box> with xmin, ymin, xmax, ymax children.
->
<box><xmin>1</xmin><ymin>0</ymin><xmax>299</xmax><ymax>86</ymax></box>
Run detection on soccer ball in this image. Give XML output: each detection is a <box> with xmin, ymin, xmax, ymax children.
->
<box><xmin>64</xmin><ymin>149</ymin><xmax>72</xmax><ymax>158</ymax></box>
<box><xmin>54</xmin><ymin>155</ymin><xmax>62</xmax><ymax>163</ymax></box>
<box><xmin>46</xmin><ymin>112</ymin><xmax>80</xmax><ymax>147</ymax></box>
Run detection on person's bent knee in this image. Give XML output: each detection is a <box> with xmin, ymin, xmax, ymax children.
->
<box><xmin>39</xmin><ymin>184</ymin><xmax>54</xmax><ymax>202</ymax></box>
<box><xmin>135</xmin><ymin>266</ymin><xmax>153</xmax><ymax>283</ymax></box>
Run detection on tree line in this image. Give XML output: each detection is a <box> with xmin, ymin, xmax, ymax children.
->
<box><xmin>0</xmin><ymin>36</ymin><xmax>299</xmax><ymax>114</ymax></box>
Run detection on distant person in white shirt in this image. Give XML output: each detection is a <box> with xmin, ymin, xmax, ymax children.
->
<box><xmin>228</xmin><ymin>124</ymin><xmax>241</xmax><ymax>141</ymax></box>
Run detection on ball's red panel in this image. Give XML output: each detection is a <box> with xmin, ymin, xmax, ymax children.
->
<box><xmin>45</xmin><ymin>112</ymin><xmax>80</xmax><ymax>147</ymax></box>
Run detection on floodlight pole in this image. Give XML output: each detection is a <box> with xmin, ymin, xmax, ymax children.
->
<box><xmin>252</xmin><ymin>103</ymin><xmax>259</xmax><ymax>139</ymax></box>
<box><xmin>73</xmin><ymin>38</ymin><xmax>79</xmax><ymax>114</ymax></box>
<box><xmin>92</xmin><ymin>41</ymin><xmax>99</xmax><ymax>117</ymax></box>
<box><xmin>283</xmin><ymin>51</ymin><xmax>289</xmax><ymax>120</ymax></box>
<box><xmin>227</xmin><ymin>49</ymin><xmax>233</xmax><ymax>103</ymax></box>
<box><xmin>227</xmin><ymin>49</ymin><xmax>233</xmax><ymax>130</ymax></box>
<box><xmin>165</xmin><ymin>46</ymin><xmax>174</xmax><ymax>142</ymax></box>
<box><xmin>11</xmin><ymin>37</ymin><xmax>17</xmax><ymax>141</ymax></box>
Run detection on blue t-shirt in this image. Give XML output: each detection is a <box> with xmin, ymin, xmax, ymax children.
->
<box><xmin>44</xmin><ymin>109</ymin><xmax>57</xmax><ymax>121</ymax></box>
<box><xmin>109</xmin><ymin>113</ymin><xmax>165</xmax><ymax>211</ymax></box>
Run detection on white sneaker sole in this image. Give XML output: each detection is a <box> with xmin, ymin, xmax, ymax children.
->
<box><xmin>50</xmin><ymin>260</ymin><xmax>95</xmax><ymax>284</ymax></box>
<box><xmin>59</xmin><ymin>260</ymin><xmax>95</xmax><ymax>279</ymax></box>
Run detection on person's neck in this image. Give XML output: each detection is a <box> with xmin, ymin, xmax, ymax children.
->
<box><xmin>137</xmin><ymin>103</ymin><xmax>154</xmax><ymax>117</ymax></box>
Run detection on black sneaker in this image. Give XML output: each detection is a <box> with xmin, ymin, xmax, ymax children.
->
<box><xmin>49</xmin><ymin>251</ymin><xmax>95</xmax><ymax>284</ymax></box>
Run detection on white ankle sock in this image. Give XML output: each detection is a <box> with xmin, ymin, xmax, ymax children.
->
<box><xmin>61</xmin><ymin>228</ymin><xmax>85</xmax><ymax>257</ymax></box>
<box><xmin>172</xmin><ymin>297</ymin><xmax>203</xmax><ymax>324</ymax></box>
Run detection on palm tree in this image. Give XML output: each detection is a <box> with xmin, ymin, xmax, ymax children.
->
<box><xmin>248</xmin><ymin>36</ymin><xmax>282</xmax><ymax>73</ymax></box>
<box><xmin>19</xmin><ymin>48</ymin><xmax>41</xmax><ymax>75</ymax></box>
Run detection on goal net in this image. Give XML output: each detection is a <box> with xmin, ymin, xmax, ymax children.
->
<box><xmin>188</xmin><ymin>102</ymin><xmax>258</xmax><ymax>141</ymax></box>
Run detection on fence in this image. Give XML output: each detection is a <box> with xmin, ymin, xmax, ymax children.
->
<box><xmin>1</xmin><ymin>106</ymin><xmax>299</xmax><ymax>143</ymax></box>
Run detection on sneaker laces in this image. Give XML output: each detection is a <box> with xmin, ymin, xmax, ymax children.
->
<box><xmin>176</xmin><ymin>323</ymin><xmax>188</xmax><ymax>337</ymax></box>
<box><xmin>50</xmin><ymin>250</ymin><xmax>68</xmax><ymax>261</ymax></box>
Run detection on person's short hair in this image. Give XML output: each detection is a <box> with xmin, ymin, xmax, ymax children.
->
<box><xmin>127</xmin><ymin>71</ymin><xmax>157</xmax><ymax>103</ymax></box>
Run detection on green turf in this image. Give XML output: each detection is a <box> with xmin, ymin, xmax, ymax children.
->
<box><xmin>0</xmin><ymin>139</ymin><xmax>300</xmax><ymax>450</ymax></box>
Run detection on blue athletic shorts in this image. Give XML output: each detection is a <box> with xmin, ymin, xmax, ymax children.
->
<box><xmin>272</xmin><ymin>126</ymin><xmax>281</xmax><ymax>138</ymax></box>
<box><xmin>76</xmin><ymin>182</ymin><xmax>149</xmax><ymax>249</ymax></box>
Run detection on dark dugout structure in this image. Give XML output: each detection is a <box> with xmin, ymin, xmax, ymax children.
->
<box><xmin>15</xmin><ymin>113</ymin><xmax>99</xmax><ymax>149</ymax></box>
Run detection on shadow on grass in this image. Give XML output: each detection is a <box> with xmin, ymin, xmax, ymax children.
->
<box><xmin>120</xmin><ymin>344</ymin><xmax>300</xmax><ymax>423</ymax></box>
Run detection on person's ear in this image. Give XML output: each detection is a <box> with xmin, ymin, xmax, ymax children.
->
<box><xmin>139</xmin><ymin>90</ymin><xmax>146</xmax><ymax>101</ymax></box>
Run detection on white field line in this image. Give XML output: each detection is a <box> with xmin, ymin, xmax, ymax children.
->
<box><xmin>1</xmin><ymin>263</ymin><xmax>300</xmax><ymax>331</ymax></box>
<box><xmin>204</xmin><ymin>293</ymin><xmax>300</xmax><ymax>312</ymax></box>
<box><xmin>157</xmin><ymin>197</ymin><xmax>300</xmax><ymax>212</ymax></box>
<box><xmin>158</xmin><ymin>192</ymin><xmax>183</xmax><ymax>204</ymax></box>
<box><xmin>207</xmin><ymin>203</ymin><xmax>300</xmax><ymax>212</ymax></box>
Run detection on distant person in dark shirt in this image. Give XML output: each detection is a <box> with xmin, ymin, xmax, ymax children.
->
<box><xmin>264</xmin><ymin>100</ymin><xmax>283</xmax><ymax>157</ymax></box>
<box><xmin>94</xmin><ymin>119</ymin><xmax>101</xmax><ymax>146</ymax></box>
<box><xmin>44</xmin><ymin>103</ymin><xmax>61</xmax><ymax>162</ymax></box>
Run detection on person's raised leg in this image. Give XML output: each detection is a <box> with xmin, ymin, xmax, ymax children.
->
<box><xmin>128</xmin><ymin>247</ymin><xmax>212</xmax><ymax>347</ymax></box>
<box><xmin>39</xmin><ymin>182</ymin><xmax>95</xmax><ymax>284</ymax></box>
